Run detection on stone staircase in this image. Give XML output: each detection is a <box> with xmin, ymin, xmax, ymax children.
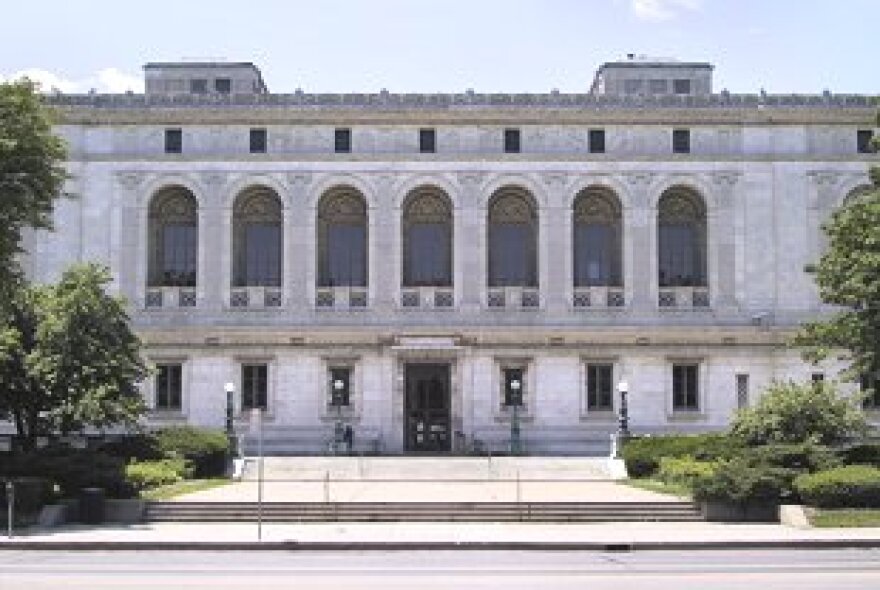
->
<box><xmin>144</xmin><ymin>501</ymin><xmax>702</xmax><ymax>523</ymax></box>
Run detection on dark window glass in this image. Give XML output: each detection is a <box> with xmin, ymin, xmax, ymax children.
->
<box><xmin>249</xmin><ymin>128</ymin><xmax>267</xmax><ymax>153</ymax></box>
<box><xmin>589</xmin><ymin>129</ymin><xmax>605</xmax><ymax>154</ymax></box>
<box><xmin>587</xmin><ymin>364</ymin><xmax>613</xmax><ymax>410</ymax></box>
<box><xmin>419</xmin><ymin>128</ymin><xmax>436</xmax><ymax>153</ymax></box>
<box><xmin>242</xmin><ymin>364</ymin><xmax>268</xmax><ymax>411</ymax></box>
<box><xmin>155</xmin><ymin>364</ymin><xmax>182</xmax><ymax>410</ymax></box>
<box><xmin>857</xmin><ymin>130</ymin><xmax>874</xmax><ymax>154</ymax></box>
<box><xmin>672</xmin><ymin>364</ymin><xmax>699</xmax><ymax>411</ymax></box>
<box><xmin>215</xmin><ymin>78</ymin><xmax>231</xmax><ymax>94</ymax></box>
<box><xmin>235</xmin><ymin>224</ymin><xmax>281</xmax><ymax>287</ymax></box>
<box><xmin>624</xmin><ymin>79</ymin><xmax>642</xmax><ymax>94</ymax></box>
<box><xmin>503</xmin><ymin>368</ymin><xmax>524</xmax><ymax>407</ymax></box>
<box><xmin>329</xmin><ymin>367</ymin><xmax>351</xmax><ymax>407</ymax></box>
<box><xmin>504</xmin><ymin>128</ymin><xmax>520</xmax><ymax>153</ymax></box>
<box><xmin>489</xmin><ymin>224</ymin><xmax>536</xmax><ymax>287</ymax></box>
<box><xmin>861</xmin><ymin>374</ymin><xmax>880</xmax><ymax>409</ymax></box>
<box><xmin>736</xmin><ymin>374</ymin><xmax>749</xmax><ymax>409</ymax></box>
<box><xmin>161</xmin><ymin>224</ymin><xmax>197</xmax><ymax>286</ymax></box>
<box><xmin>574</xmin><ymin>223</ymin><xmax>620</xmax><ymax>286</ymax></box>
<box><xmin>659</xmin><ymin>223</ymin><xmax>702</xmax><ymax>286</ymax></box>
<box><xmin>672</xmin><ymin>129</ymin><xmax>690</xmax><ymax>154</ymax></box>
<box><xmin>190</xmin><ymin>79</ymin><xmax>208</xmax><ymax>94</ymax></box>
<box><xmin>164</xmin><ymin>128</ymin><xmax>182</xmax><ymax>154</ymax></box>
<box><xmin>673</xmin><ymin>79</ymin><xmax>691</xmax><ymax>94</ymax></box>
<box><xmin>334</xmin><ymin>128</ymin><xmax>351</xmax><ymax>153</ymax></box>
<box><xmin>323</xmin><ymin>224</ymin><xmax>366</xmax><ymax>286</ymax></box>
<box><xmin>405</xmin><ymin>223</ymin><xmax>451</xmax><ymax>286</ymax></box>
<box><xmin>812</xmin><ymin>373</ymin><xmax>825</xmax><ymax>384</ymax></box>
<box><xmin>649</xmin><ymin>79</ymin><xmax>668</xmax><ymax>94</ymax></box>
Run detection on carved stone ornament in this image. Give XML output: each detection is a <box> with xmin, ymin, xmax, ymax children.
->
<box><xmin>807</xmin><ymin>170</ymin><xmax>843</xmax><ymax>188</ymax></box>
<box><xmin>658</xmin><ymin>190</ymin><xmax>705</xmax><ymax>223</ymax></box>
<box><xmin>404</xmin><ymin>190</ymin><xmax>451</xmax><ymax>223</ymax></box>
<box><xmin>149</xmin><ymin>187</ymin><xmax>197</xmax><ymax>221</ymax></box>
<box><xmin>200</xmin><ymin>172</ymin><xmax>227</xmax><ymax>188</ymax></box>
<box><xmin>234</xmin><ymin>188</ymin><xmax>282</xmax><ymax>222</ymax></box>
<box><xmin>116</xmin><ymin>171</ymin><xmax>146</xmax><ymax>190</ymax></box>
<box><xmin>574</xmin><ymin>188</ymin><xmax>621</xmax><ymax>224</ymax></box>
<box><xmin>489</xmin><ymin>190</ymin><xmax>536</xmax><ymax>224</ymax></box>
<box><xmin>709</xmin><ymin>171</ymin><xmax>742</xmax><ymax>187</ymax></box>
<box><xmin>623</xmin><ymin>172</ymin><xmax>655</xmax><ymax>187</ymax></box>
<box><xmin>319</xmin><ymin>189</ymin><xmax>367</xmax><ymax>223</ymax></box>
<box><xmin>287</xmin><ymin>173</ymin><xmax>313</xmax><ymax>187</ymax></box>
<box><xmin>540</xmin><ymin>172</ymin><xmax>568</xmax><ymax>187</ymax></box>
<box><xmin>456</xmin><ymin>172</ymin><xmax>487</xmax><ymax>186</ymax></box>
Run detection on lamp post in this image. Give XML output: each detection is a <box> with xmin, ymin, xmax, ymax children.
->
<box><xmin>617</xmin><ymin>380</ymin><xmax>630</xmax><ymax>440</ymax></box>
<box><xmin>224</xmin><ymin>382</ymin><xmax>237</xmax><ymax>460</ymax></box>
<box><xmin>332</xmin><ymin>378</ymin><xmax>345</xmax><ymax>455</ymax></box>
<box><xmin>509</xmin><ymin>379</ymin><xmax>522</xmax><ymax>456</ymax></box>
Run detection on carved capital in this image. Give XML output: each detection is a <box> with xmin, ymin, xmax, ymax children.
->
<box><xmin>456</xmin><ymin>172</ymin><xmax>487</xmax><ymax>187</ymax></box>
<box><xmin>709</xmin><ymin>171</ymin><xmax>742</xmax><ymax>187</ymax></box>
<box><xmin>623</xmin><ymin>172</ymin><xmax>655</xmax><ymax>187</ymax></box>
<box><xmin>807</xmin><ymin>170</ymin><xmax>842</xmax><ymax>188</ymax></box>
<box><xmin>540</xmin><ymin>172</ymin><xmax>568</xmax><ymax>187</ymax></box>
<box><xmin>287</xmin><ymin>172</ymin><xmax>313</xmax><ymax>188</ymax></box>
<box><xmin>200</xmin><ymin>172</ymin><xmax>228</xmax><ymax>188</ymax></box>
<box><xmin>115</xmin><ymin>171</ymin><xmax>146</xmax><ymax>190</ymax></box>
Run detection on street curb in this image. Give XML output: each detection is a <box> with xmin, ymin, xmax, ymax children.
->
<box><xmin>2</xmin><ymin>539</ymin><xmax>880</xmax><ymax>551</ymax></box>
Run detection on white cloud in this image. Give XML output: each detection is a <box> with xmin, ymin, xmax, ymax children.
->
<box><xmin>1</xmin><ymin>67</ymin><xmax>144</xmax><ymax>93</ymax></box>
<box><xmin>631</xmin><ymin>0</ymin><xmax>701</xmax><ymax>21</ymax></box>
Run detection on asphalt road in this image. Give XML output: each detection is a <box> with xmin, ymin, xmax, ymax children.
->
<box><xmin>1</xmin><ymin>549</ymin><xmax>879</xmax><ymax>589</ymax></box>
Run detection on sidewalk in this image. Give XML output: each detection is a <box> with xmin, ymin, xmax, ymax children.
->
<box><xmin>3</xmin><ymin>521</ymin><xmax>880</xmax><ymax>550</ymax></box>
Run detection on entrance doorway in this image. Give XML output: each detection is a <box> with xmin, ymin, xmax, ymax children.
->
<box><xmin>404</xmin><ymin>363</ymin><xmax>451</xmax><ymax>453</ymax></box>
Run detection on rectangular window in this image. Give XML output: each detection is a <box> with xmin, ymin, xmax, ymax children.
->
<box><xmin>672</xmin><ymin>128</ymin><xmax>690</xmax><ymax>154</ymax></box>
<box><xmin>164</xmin><ymin>128</ymin><xmax>182</xmax><ymax>154</ymax></box>
<box><xmin>812</xmin><ymin>372</ymin><xmax>825</xmax><ymax>384</ymax></box>
<box><xmin>249</xmin><ymin>128</ymin><xmax>267</xmax><ymax>153</ymax></box>
<box><xmin>624</xmin><ymin>79</ymin><xmax>642</xmax><ymax>94</ymax></box>
<box><xmin>857</xmin><ymin>129</ymin><xmax>874</xmax><ymax>154</ymax></box>
<box><xmin>861</xmin><ymin>374</ymin><xmax>880</xmax><ymax>409</ymax></box>
<box><xmin>190</xmin><ymin>79</ymin><xmax>208</xmax><ymax>94</ymax></box>
<box><xmin>649</xmin><ymin>79</ymin><xmax>668</xmax><ymax>94</ymax></box>
<box><xmin>419</xmin><ymin>128</ymin><xmax>436</xmax><ymax>153</ymax></box>
<box><xmin>736</xmin><ymin>374</ymin><xmax>749</xmax><ymax>409</ymax></box>
<box><xmin>504</xmin><ymin>128</ymin><xmax>521</xmax><ymax>153</ymax></box>
<box><xmin>334</xmin><ymin>128</ymin><xmax>351</xmax><ymax>153</ymax></box>
<box><xmin>587</xmin><ymin>364</ymin><xmax>614</xmax><ymax>411</ymax></box>
<box><xmin>588</xmin><ymin>128</ymin><xmax>606</xmax><ymax>154</ymax></box>
<box><xmin>329</xmin><ymin>367</ymin><xmax>351</xmax><ymax>407</ymax></box>
<box><xmin>503</xmin><ymin>367</ymin><xmax>524</xmax><ymax>407</ymax></box>
<box><xmin>241</xmin><ymin>364</ymin><xmax>268</xmax><ymax>411</ymax></box>
<box><xmin>673</xmin><ymin>79</ymin><xmax>692</xmax><ymax>95</ymax></box>
<box><xmin>215</xmin><ymin>78</ymin><xmax>231</xmax><ymax>94</ymax></box>
<box><xmin>155</xmin><ymin>364</ymin><xmax>182</xmax><ymax>410</ymax></box>
<box><xmin>672</xmin><ymin>364</ymin><xmax>699</xmax><ymax>411</ymax></box>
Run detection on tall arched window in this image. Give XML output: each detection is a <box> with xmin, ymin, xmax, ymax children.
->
<box><xmin>488</xmin><ymin>187</ymin><xmax>538</xmax><ymax>287</ymax></box>
<box><xmin>148</xmin><ymin>186</ymin><xmax>198</xmax><ymax>287</ymax></box>
<box><xmin>402</xmin><ymin>188</ymin><xmax>452</xmax><ymax>287</ymax></box>
<box><xmin>232</xmin><ymin>187</ymin><xmax>282</xmax><ymax>287</ymax></box>
<box><xmin>317</xmin><ymin>187</ymin><xmax>368</xmax><ymax>287</ymax></box>
<box><xmin>658</xmin><ymin>188</ymin><xmax>707</xmax><ymax>287</ymax></box>
<box><xmin>573</xmin><ymin>187</ymin><xmax>622</xmax><ymax>287</ymax></box>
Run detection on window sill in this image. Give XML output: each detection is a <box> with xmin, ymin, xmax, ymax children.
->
<box><xmin>148</xmin><ymin>411</ymin><xmax>187</xmax><ymax>421</ymax></box>
<box><xmin>667</xmin><ymin>410</ymin><xmax>706</xmax><ymax>422</ymax></box>
<box><xmin>580</xmin><ymin>410</ymin><xmax>616</xmax><ymax>422</ymax></box>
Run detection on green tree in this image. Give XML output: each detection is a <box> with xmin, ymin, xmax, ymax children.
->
<box><xmin>0</xmin><ymin>80</ymin><xmax>69</xmax><ymax>305</ymax></box>
<box><xmin>793</xmin><ymin>109</ymin><xmax>880</xmax><ymax>383</ymax></box>
<box><xmin>730</xmin><ymin>380</ymin><xmax>867</xmax><ymax>446</ymax></box>
<box><xmin>0</xmin><ymin>264</ymin><xmax>147</xmax><ymax>449</ymax></box>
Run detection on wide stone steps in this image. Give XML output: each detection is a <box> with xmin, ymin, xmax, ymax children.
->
<box><xmin>144</xmin><ymin>501</ymin><xmax>702</xmax><ymax>523</ymax></box>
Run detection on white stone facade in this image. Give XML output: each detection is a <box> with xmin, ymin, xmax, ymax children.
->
<box><xmin>18</xmin><ymin>65</ymin><xmax>878</xmax><ymax>455</ymax></box>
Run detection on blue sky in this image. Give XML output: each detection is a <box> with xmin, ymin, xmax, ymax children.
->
<box><xmin>0</xmin><ymin>0</ymin><xmax>876</xmax><ymax>94</ymax></box>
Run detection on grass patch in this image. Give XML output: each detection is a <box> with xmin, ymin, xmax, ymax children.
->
<box><xmin>623</xmin><ymin>478</ymin><xmax>692</xmax><ymax>499</ymax></box>
<box><xmin>140</xmin><ymin>478</ymin><xmax>230</xmax><ymax>501</ymax></box>
<box><xmin>809</xmin><ymin>508</ymin><xmax>880</xmax><ymax>528</ymax></box>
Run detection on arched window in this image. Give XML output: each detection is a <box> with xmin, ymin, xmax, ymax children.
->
<box><xmin>402</xmin><ymin>188</ymin><xmax>452</xmax><ymax>287</ymax></box>
<box><xmin>488</xmin><ymin>187</ymin><xmax>538</xmax><ymax>287</ymax></box>
<box><xmin>317</xmin><ymin>187</ymin><xmax>368</xmax><ymax>287</ymax></box>
<box><xmin>573</xmin><ymin>187</ymin><xmax>622</xmax><ymax>287</ymax></box>
<box><xmin>232</xmin><ymin>187</ymin><xmax>282</xmax><ymax>287</ymax></box>
<box><xmin>658</xmin><ymin>188</ymin><xmax>707</xmax><ymax>287</ymax></box>
<box><xmin>148</xmin><ymin>186</ymin><xmax>198</xmax><ymax>287</ymax></box>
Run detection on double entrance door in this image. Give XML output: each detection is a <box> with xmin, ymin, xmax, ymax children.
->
<box><xmin>404</xmin><ymin>363</ymin><xmax>451</xmax><ymax>453</ymax></box>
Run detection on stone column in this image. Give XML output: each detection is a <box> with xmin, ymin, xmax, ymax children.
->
<box><xmin>710</xmin><ymin>171</ymin><xmax>742</xmax><ymax>309</ymax></box>
<box><xmin>198</xmin><ymin>172</ymin><xmax>227</xmax><ymax>311</ymax></box>
<box><xmin>456</xmin><ymin>172</ymin><xmax>486</xmax><ymax>312</ymax></box>
<box><xmin>287</xmin><ymin>173</ymin><xmax>312</xmax><ymax>309</ymax></box>
<box><xmin>540</xmin><ymin>172</ymin><xmax>569</xmax><ymax>311</ymax></box>
<box><xmin>371</xmin><ymin>174</ymin><xmax>395</xmax><ymax>310</ymax></box>
<box><xmin>623</xmin><ymin>172</ymin><xmax>654</xmax><ymax>309</ymax></box>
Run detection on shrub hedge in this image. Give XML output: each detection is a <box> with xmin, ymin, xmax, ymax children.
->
<box><xmin>691</xmin><ymin>458</ymin><xmax>793</xmax><ymax>504</ymax></box>
<box><xmin>155</xmin><ymin>426</ymin><xmax>229</xmax><ymax>478</ymax></box>
<box><xmin>124</xmin><ymin>458</ymin><xmax>190</xmax><ymax>492</ymax></box>
<box><xmin>657</xmin><ymin>456</ymin><xmax>718</xmax><ymax>489</ymax></box>
<box><xmin>0</xmin><ymin>446</ymin><xmax>133</xmax><ymax>498</ymax></box>
<box><xmin>621</xmin><ymin>434</ymin><xmax>739</xmax><ymax>478</ymax></box>
<box><xmin>794</xmin><ymin>466</ymin><xmax>880</xmax><ymax>508</ymax></box>
<box><xmin>839</xmin><ymin>443</ymin><xmax>880</xmax><ymax>467</ymax></box>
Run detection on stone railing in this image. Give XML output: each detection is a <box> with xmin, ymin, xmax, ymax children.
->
<box><xmin>229</xmin><ymin>287</ymin><xmax>283</xmax><ymax>309</ymax></box>
<box><xmin>487</xmin><ymin>287</ymin><xmax>540</xmax><ymax>310</ymax></box>
<box><xmin>658</xmin><ymin>286</ymin><xmax>710</xmax><ymax>309</ymax></box>
<box><xmin>400</xmin><ymin>287</ymin><xmax>455</xmax><ymax>310</ymax></box>
<box><xmin>315</xmin><ymin>287</ymin><xmax>368</xmax><ymax>310</ymax></box>
<box><xmin>572</xmin><ymin>287</ymin><xmax>625</xmax><ymax>309</ymax></box>
<box><xmin>145</xmin><ymin>286</ymin><xmax>196</xmax><ymax>309</ymax></box>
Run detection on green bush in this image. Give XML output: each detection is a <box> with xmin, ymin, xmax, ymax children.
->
<box><xmin>99</xmin><ymin>433</ymin><xmax>163</xmax><ymax>462</ymax></box>
<box><xmin>621</xmin><ymin>434</ymin><xmax>739</xmax><ymax>478</ymax></box>
<box><xmin>739</xmin><ymin>442</ymin><xmax>840</xmax><ymax>473</ymax></box>
<box><xmin>657</xmin><ymin>456</ymin><xmax>718</xmax><ymax>489</ymax></box>
<box><xmin>1</xmin><ymin>446</ymin><xmax>134</xmax><ymax>498</ymax></box>
<box><xmin>125</xmin><ymin>458</ymin><xmax>190</xmax><ymax>492</ymax></box>
<box><xmin>155</xmin><ymin>426</ymin><xmax>229</xmax><ymax>478</ymax></box>
<box><xmin>730</xmin><ymin>380</ymin><xmax>867</xmax><ymax>446</ymax></box>
<box><xmin>0</xmin><ymin>476</ymin><xmax>55</xmax><ymax>514</ymax></box>
<box><xmin>840</xmin><ymin>443</ymin><xmax>880</xmax><ymax>467</ymax></box>
<box><xmin>794</xmin><ymin>465</ymin><xmax>880</xmax><ymax>508</ymax></box>
<box><xmin>692</xmin><ymin>458</ymin><xmax>793</xmax><ymax>504</ymax></box>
